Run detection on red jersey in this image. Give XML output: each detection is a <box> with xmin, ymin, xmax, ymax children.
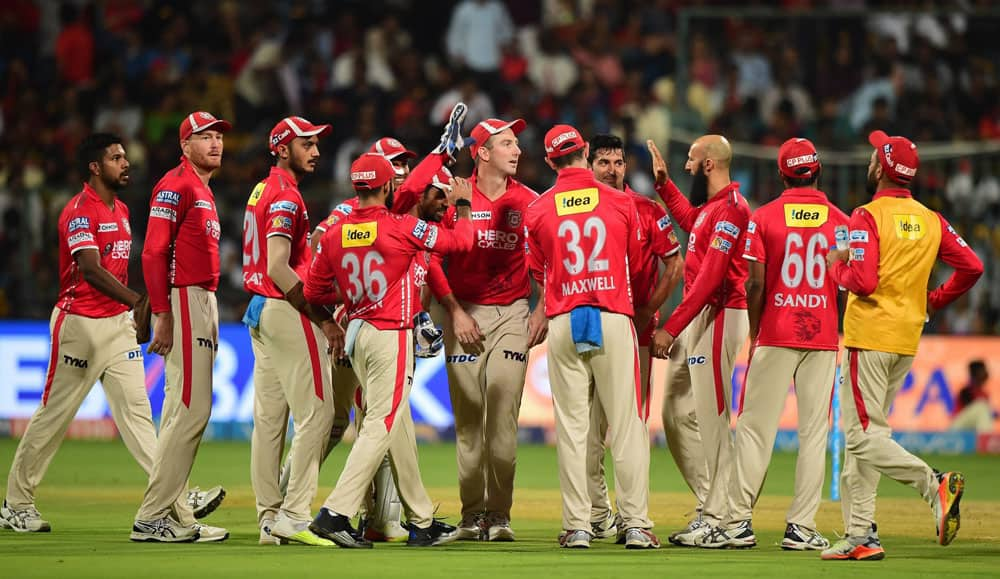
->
<box><xmin>427</xmin><ymin>173</ymin><xmax>537</xmax><ymax>305</ymax></box>
<box><xmin>242</xmin><ymin>166</ymin><xmax>312</xmax><ymax>298</ymax></box>
<box><xmin>629</xmin><ymin>186</ymin><xmax>681</xmax><ymax>344</ymax></box>
<box><xmin>304</xmin><ymin>205</ymin><xmax>473</xmax><ymax>330</ymax></box>
<box><xmin>525</xmin><ymin>167</ymin><xmax>641</xmax><ymax>318</ymax></box>
<box><xmin>55</xmin><ymin>184</ymin><xmax>133</xmax><ymax>318</ymax></box>
<box><xmin>656</xmin><ymin>180</ymin><xmax>751</xmax><ymax>337</ymax></box>
<box><xmin>142</xmin><ymin>157</ymin><xmax>221</xmax><ymax>313</ymax></box>
<box><xmin>743</xmin><ymin>188</ymin><xmax>849</xmax><ymax>350</ymax></box>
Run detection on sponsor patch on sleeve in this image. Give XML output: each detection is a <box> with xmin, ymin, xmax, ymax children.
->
<box><xmin>149</xmin><ymin>207</ymin><xmax>177</xmax><ymax>222</ymax></box>
<box><xmin>747</xmin><ymin>220</ymin><xmax>757</xmax><ymax>234</ymax></box>
<box><xmin>715</xmin><ymin>220</ymin><xmax>740</xmax><ymax>237</ymax></box>
<box><xmin>745</xmin><ymin>238</ymin><xmax>752</xmax><ymax>252</ymax></box>
<box><xmin>155</xmin><ymin>190</ymin><xmax>181</xmax><ymax>206</ymax></box>
<box><xmin>67</xmin><ymin>231</ymin><xmax>95</xmax><ymax>246</ymax></box>
<box><xmin>193</xmin><ymin>200</ymin><xmax>213</xmax><ymax>210</ymax></box>
<box><xmin>412</xmin><ymin>219</ymin><xmax>428</xmax><ymax>240</ymax></box>
<box><xmin>271</xmin><ymin>216</ymin><xmax>294</xmax><ymax>232</ymax></box>
<box><xmin>269</xmin><ymin>200</ymin><xmax>299</xmax><ymax>214</ymax></box>
<box><xmin>851</xmin><ymin>248</ymin><xmax>865</xmax><ymax>261</ymax></box>
<box><xmin>68</xmin><ymin>216</ymin><xmax>91</xmax><ymax>232</ymax></box>
<box><xmin>710</xmin><ymin>236</ymin><xmax>733</xmax><ymax>253</ymax></box>
<box><xmin>849</xmin><ymin>230</ymin><xmax>869</xmax><ymax>243</ymax></box>
<box><xmin>335</xmin><ymin>203</ymin><xmax>353</xmax><ymax>216</ymax></box>
<box><xmin>425</xmin><ymin>226</ymin><xmax>439</xmax><ymax>249</ymax></box>
<box><xmin>947</xmin><ymin>225</ymin><xmax>969</xmax><ymax>247</ymax></box>
<box><xmin>657</xmin><ymin>215</ymin><xmax>672</xmax><ymax>231</ymax></box>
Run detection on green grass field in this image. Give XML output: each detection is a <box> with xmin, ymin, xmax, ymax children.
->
<box><xmin>1</xmin><ymin>439</ymin><xmax>998</xmax><ymax>578</ymax></box>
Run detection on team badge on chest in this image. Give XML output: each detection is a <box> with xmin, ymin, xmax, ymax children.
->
<box><xmin>506</xmin><ymin>210</ymin><xmax>522</xmax><ymax>227</ymax></box>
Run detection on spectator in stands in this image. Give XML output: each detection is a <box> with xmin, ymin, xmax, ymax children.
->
<box><xmin>951</xmin><ymin>360</ymin><xmax>995</xmax><ymax>433</ymax></box>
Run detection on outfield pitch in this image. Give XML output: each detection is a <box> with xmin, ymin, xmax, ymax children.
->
<box><xmin>1</xmin><ymin>440</ymin><xmax>998</xmax><ymax>578</ymax></box>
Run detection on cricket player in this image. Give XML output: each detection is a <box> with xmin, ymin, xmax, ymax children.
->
<box><xmin>132</xmin><ymin>112</ymin><xmax>232</xmax><ymax>543</ymax></box>
<box><xmin>525</xmin><ymin>124</ymin><xmax>658</xmax><ymax>550</ymax></box>
<box><xmin>427</xmin><ymin>117</ymin><xmax>545</xmax><ymax>542</ymax></box>
<box><xmin>244</xmin><ymin>116</ymin><xmax>340</xmax><ymax>546</ymax></box>
<box><xmin>821</xmin><ymin>131</ymin><xmax>983</xmax><ymax>560</ymax></box>
<box><xmin>304</xmin><ymin>152</ymin><xmax>472</xmax><ymax>548</ymax></box>
<box><xmin>700</xmin><ymin>138</ymin><xmax>847</xmax><ymax>550</ymax></box>
<box><xmin>583</xmin><ymin>134</ymin><xmax>684</xmax><ymax>542</ymax></box>
<box><xmin>647</xmin><ymin>137</ymin><xmax>751</xmax><ymax>546</ymax></box>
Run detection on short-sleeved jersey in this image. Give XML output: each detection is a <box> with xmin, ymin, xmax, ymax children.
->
<box><xmin>305</xmin><ymin>205</ymin><xmax>473</xmax><ymax>330</ymax></box>
<box><xmin>629</xmin><ymin>187</ymin><xmax>680</xmax><ymax>334</ymax></box>
<box><xmin>525</xmin><ymin>167</ymin><xmax>641</xmax><ymax>318</ymax></box>
<box><xmin>656</xmin><ymin>180</ymin><xmax>751</xmax><ymax>337</ymax></box>
<box><xmin>743</xmin><ymin>187</ymin><xmax>849</xmax><ymax>350</ymax></box>
<box><xmin>56</xmin><ymin>184</ymin><xmax>133</xmax><ymax>318</ymax></box>
<box><xmin>432</xmin><ymin>173</ymin><xmax>538</xmax><ymax>305</ymax></box>
<box><xmin>142</xmin><ymin>156</ymin><xmax>221</xmax><ymax>313</ymax></box>
<box><xmin>242</xmin><ymin>166</ymin><xmax>312</xmax><ymax>298</ymax></box>
<box><xmin>831</xmin><ymin>189</ymin><xmax>983</xmax><ymax>356</ymax></box>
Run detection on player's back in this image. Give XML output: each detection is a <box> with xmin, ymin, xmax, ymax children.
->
<box><xmin>745</xmin><ymin>187</ymin><xmax>848</xmax><ymax>350</ymax></box>
<box><xmin>527</xmin><ymin>168</ymin><xmax>639</xmax><ymax>318</ymax></box>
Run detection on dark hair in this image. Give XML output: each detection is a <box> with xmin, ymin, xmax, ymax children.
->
<box><xmin>783</xmin><ymin>167</ymin><xmax>821</xmax><ymax>188</ymax></box>
<box><xmin>588</xmin><ymin>134</ymin><xmax>624</xmax><ymax>163</ymax></box>
<box><xmin>551</xmin><ymin>149</ymin><xmax>586</xmax><ymax>169</ymax></box>
<box><xmin>77</xmin><ymin>133</ymin><xmax>123</xmax><ymax>177</ymax></box>
<box><xmin>969</xmin><ymin>360</ymin><xmax>987</xmax><ymax>375</ymax></box>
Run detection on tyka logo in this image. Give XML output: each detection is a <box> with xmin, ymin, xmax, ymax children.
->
<box><xmin>63</xmin><ymin>355</ymin><xmax>88</xmax><ymax>368</ymax></box>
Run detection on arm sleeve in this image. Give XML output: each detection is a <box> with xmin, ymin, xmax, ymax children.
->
<box><xmin>401</xmin><ymin>213</ymin><xmax>474</xmax><ymax>254</ymax></box>
<box><xmin>263</xmin><ymin>194</ymin><xmax>301</xmax><ymax>240</ymax></box>
<box><xmin>654</xmin><ymin>179</ymin><xmax>700</xmax><ymax>232</ymax></box>
<box><xmin>742</xmin><ymin>217</ymin><xmax>765</xmax><ymax>262</ymax></box>
<box><xmin>928</xmin><ymin>214</ymin><xmax>985</xmax><ymax>310</ymax></box>
<box><xmin>524</xmin><ymin>219</ymin><xmax>545</xmax><ymax>287</ymax></box>
<box><xmin>65</xmin><ymin>213</ymin><xmax>99</xmax><ymax>255</ymax></box>
<box><xmin>661</xmin><ymin>206</ymin><xmax>742</xmax><ymax>337</ymax></box>
<box><xmin>426</xmin><ymin>253</ymin><xmax>453</xmax><ymax>300</ymax></box>
<box><xmin>829</xmin><ymin>207</ymin><xmax>880</xmax><ymax>296</ymax></box>
<box><xmin>142</xmin><ymin>186</ymin><xmax>188</xmax><ymax>313</ymax></box>
<box><xmin>648</xmin><ymin>203</ymin><xmax>682</xmax><ymax>258</ymax></box>
<box><xmin>391</xmin><ymin>154</ymin><xmax>445</xmax><ymax>215</ymax></box>
<box><xmin>303</xmin><ymin>234</ymin><xmax>342</xmax><ymax>305</ymax></box>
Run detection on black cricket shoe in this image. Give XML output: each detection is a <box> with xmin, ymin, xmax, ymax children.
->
<box><xmin>309</xmin><ymin>508</ymin><xmax>373</xmax><ymax>549</ymax></box>
<box><xmin>406</xmin><ymin>519</ymin><xmax>460</xmax><ymax>547</ymax></box>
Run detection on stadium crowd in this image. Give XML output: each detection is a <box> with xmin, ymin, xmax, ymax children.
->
<box><xmin>0</xmin><ymin>0</ymin><xmax>997</xmax><ymax>329</ymax></box>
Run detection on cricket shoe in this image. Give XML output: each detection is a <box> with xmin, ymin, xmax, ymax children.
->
<box><xmin>591</xmin><ymin>512</ymin><xmax>618</xmax><ymax>540</ymax></box>
<box><xmin>270</xmin><ymin>513</ymin><xmax>333</xmax><ymax>546</ymax></box>
<box><xmin>559</xmin><ymin>529</ymin><xmax>592</xmax><ymax>549</ymax></box>
<box><xmin>406</xmin><ymin>520</ymin><xmax>459</xmax><ymax>547</ymax></box>
<box><xmin>781</xmin><ymin>523</ymin><xmax>829</xmax><ymax>550</ymax></box>
<box><xmin>485</xmin><ymin>513</ymin><xmax>515</xmax><ymax>542</ymax></box>
<box><xmin>192</xmin><ymin>523</ymin><xmax>229</xmax><ymax>543</ymax></box>
<box><xmin>1</xmin><ymin>501</ymin><xmax>51</xmax><ymax>532</ymax></box>
<box><xmin>933</xmin><ymin>471</ymin><xmax>964</xmax><ymax>546</ymax></box>
<box><xmin>668</xmin><ymin>515</ymin><xmax>711</xmax><ymax>547</ymax></box>
<box><xmin>310</xmin><ymin>508</ymin><xmax>372</xmax><ymax>549</ymax></box>
<box><xmin>259</xmin><ymin>518</ymin><xmax>288</xmax><ymax>545</ymax></box>
<box><xmin>624</xmin><ymin>528</ymin><xmax>661</xmax><ymax>549</ymax></box>
<box><xmin>820</xmin><ymin>526</ymin><xmax>884</xmax><ymax>561</ymax></box>
<box><xmin>130</xmin><ymin>516</ymin><xmax>197</xmax><ymax>543</ymax></box>
<box><xmin>456</xmin><ymin>513</ymin><xmax>485</xmax><ymax>540</ymax></box>
<box><xmin>187</xmin><ymin>485</ymin><xmax>226</xmax><ymax>519</ymax></box>
<box><xmin>698</xmin><ymin>520</ymin><xmax>756</xmax><ymax>549</ymax></box>
<box><xmin>360</xmin><ymin>517</ymin><xmax>409</xmax><ymax>542</ymax></box>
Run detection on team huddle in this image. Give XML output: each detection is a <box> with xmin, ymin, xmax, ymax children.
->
<box><xmin>0</xmin><ymin>102</ymin><xmax>984</xmax><ymax>559</ymax></box>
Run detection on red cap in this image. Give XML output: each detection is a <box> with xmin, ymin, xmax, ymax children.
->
<box><xmin>179</xmin><ymin>111</ymin><xmax>232</xmax><ymax>141</ymax></box>
<box><xmin>369</xmin><ymin>137</ymin><xmax>416</xmax><ymax>161</ymax></box>
<box><xmin>869</xmin><ymin>130</ymin><xmax>919</xmax><ymax>185</ymax></box>
<box><xmin>429</xmin><ymin>166</ymin><xmax>453</xmax><ymax>193</ymax></box>
<box><xmin>470</xmin><ymin>118</ymin><xmax>526</xmax><ymax>159</ymax></box>
<box><xmin>350</xmin><ymin>153</ymin><xmax>395</xmax><ymax>191</ymax></box>
<box><xmin>269</xmin><ymin>116</ymin><xmax>332</xmax><ymax>153</ymax></box>
<box><xmin>544</xmin><ymin>124</ymin><xmax>586</xmax><ymax>160</ymax></box>
<box><xmin>777</xmin><ymin>137</ymin><xmax>820</xmax><ymax>179</ymax></box>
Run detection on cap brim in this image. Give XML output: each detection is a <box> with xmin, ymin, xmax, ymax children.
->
<box><xmin>301</xmin><ymin>124</ymin><xmax>332</xmax><ymax>138</ymax></box>
<box><xmin>868</xmin><ymin>130</ymin><xmax>889</xmax><ymax>148</ymax></box>
<box><xmin>385</xmin><ymin>149</ymin><xmax>417</xmax><ymax>160</ymax></box>
<box><xmin>506</xmin><ymin>119</ymin><xmax>526</xmax><ymax>135</ymax></box>
<box><xmin>196</xmin><ymin>119</ymin><xmax>232</xmax><ymax>134</ymax></box>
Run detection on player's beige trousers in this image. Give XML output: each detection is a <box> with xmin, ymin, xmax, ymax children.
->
<box><xmin>664</xmin><ymin>307</ymin><xmax>748</xmax><ymax>525</ymax></box>
<box><xmin>321</xmin><ymin>324</ymin><xmax>435</xmax><ymax>527</ymax></box>
<box><xmin>839</xmin><ymin>348</ymin><xmax>937</xmax><ymax>537</ymax></box>
<box><xmin>136</xmin><ymin>287</ymin><xmax>216</xmax><ymax>523</ymax></box>
<box><xmin>250</xmin><ymin>298</ymin><xmax>334</xmax><ymax>524</ymax></box>
<box><xmin>548</xmin><ymin>311</ymin><xmax>652</xmax><ymax>532</ymax></box>
<box><xmin>5</xmin><ymin>308</ymin><xmax>177</xmax><ymax>515</ymax></box>
<box><xmin>442</xmin><ymin>299</ymin><xmax>529</xmax><ymax>521</ymax></box>
<box><xmin>729</xmin><ymin>346</ymin><xmax>836</xmax><ymax>529</ymax></box>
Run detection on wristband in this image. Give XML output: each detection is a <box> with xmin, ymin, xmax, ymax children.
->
<box><xmin>455</xmin><ymin>199</ymin><xmax>472</xmax><ymax>208</ymax></box>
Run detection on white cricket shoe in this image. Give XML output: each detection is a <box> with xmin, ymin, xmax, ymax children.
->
<box><xmin>130</xmin><ymin>516</ymin><xmax>197</xmax><ymax>542</ymax></box>
<box><xmin>668</xmin><ymin>516</ymin><xmax>712</xmax><ymax>547</ymax></box>
<box><xmin>187</xmin><ymin>485</ymin><xmax>226</xmax><ymax>519</ymax></box>
<box><xmin>1</xmin><ymin>501</ymin><xmax>51</xmax><ymax>532</ymax></box>
<box><xmin>193</xmin><ymin>522</ymin><xmax>229</xmax><ymax>542</ymax></box>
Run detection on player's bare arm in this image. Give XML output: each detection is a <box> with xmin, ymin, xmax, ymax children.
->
<box><xmin>651</xmin><ymin>328</ymin><xmax>675</xmax><ymax>359</ymax></box>
<box><xmin>527</xmin><ymin>289</ymin><xmax>547</xmax><ymax>348</ymax></box>
<box><xmin>745</xmin><ymin>260</ymin><xmax>765</xmax><ymax>343</ymax></box>
<box><xmin>148</xmin><ymin>312</ymin><xmax>173</xmax><ymax>356</ymax></box>
<box><xmin>634</xmin><ymin>252</ymin><xmax>683</xmax><ymax>333</ymax></box>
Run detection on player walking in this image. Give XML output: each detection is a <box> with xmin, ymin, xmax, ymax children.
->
<box><xmin>526</xmin><ymin>125</ymin><xmax>658</xmax><ymax>550</ymax></box>
<box><xmin>647</xmin><ymin>136</ymin><xmax>751</xmax><ymax>546</ymax></box>
<box><xmin>131</xmin><ymin>112</ymin><xmax>231</xmax><ymax>543</ymax></box>
<box><xmin>821</xmin><ymin>132</ymin><xmax>983</xmax><ymax>560</ymax></box>
<box><xmin>243</xmin><ymin>116</ymin><xmax>341</xmax><ymax>546</ymax></box>
<box><xmin>699</xmin><ymin>138</ymin><xmax>846</xmax><ymax>550</ymax></box>
<box><xmin>304</xmin><ymin>153</ymin><xmax>473</xmax><ymax>548</ymax></box>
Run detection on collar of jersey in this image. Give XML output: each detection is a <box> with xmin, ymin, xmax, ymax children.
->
<box><xmin>873</xmin><ymin>188</ymin><xmax>913</xmax><ymax>200</ymax></box>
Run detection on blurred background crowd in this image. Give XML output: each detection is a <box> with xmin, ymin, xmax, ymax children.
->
<box><xmin>0</xmin><ymin>0</ymin><xmax>997</xmax><ymax>330</ymax></box>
